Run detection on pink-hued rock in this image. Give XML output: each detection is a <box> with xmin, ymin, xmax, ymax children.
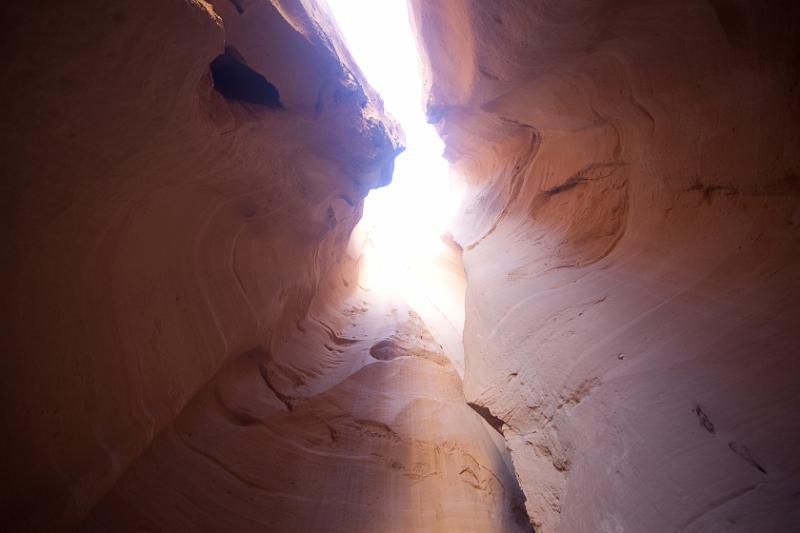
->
<box><xmin>409</xmin><ymin>0</ymin><xmax>800</xmax><ymax>531</ymax></box>
<box><xmin>82</xmin><ymin>287</ymin><xmax>530</xmax><ymax>532</ymax></box>
<box><xmin>4</xmin><ymin>0</ymin><xmax>800</xmax><ymax>531</ymax></box>
<box><xmin>1</xmin><ymin>0</ymin><xmax>401</xmax><ymax>529</ymax></box>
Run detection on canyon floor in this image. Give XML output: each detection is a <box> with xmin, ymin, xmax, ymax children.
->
<box><xmin>82</xmin><ymin>286</ymin><xmax>531</xmax><ymax>532</ymax></box>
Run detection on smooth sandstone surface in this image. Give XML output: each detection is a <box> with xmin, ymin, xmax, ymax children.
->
<box><xmin>2</xmin><ymin>0</ymin><xmax>529</xmax><ymax>531</ymax></box>
<box><xmin>410</xmin><ymin>0</ymin><xmax>800</xmax><ymax>531</ymax></box>
<box><xmin>83</xmin><ymin>286</ymin><xmax>530</xmax><ymax>532</ymax></box>
<box><xmin>3</xmin><ymin>0</ymin><xmax>800</xmax><ymax>532</ymax></box>
<box><xmin>2</xmin><ymin>0</ymin><xmax>405</xmax><ymax>529</ymax></box>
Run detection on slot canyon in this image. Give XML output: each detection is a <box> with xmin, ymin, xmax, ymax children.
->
<box><xmin>2</xmin><ymin>0</ymin><xmax>799</xmax><ymax>531</ymax></box>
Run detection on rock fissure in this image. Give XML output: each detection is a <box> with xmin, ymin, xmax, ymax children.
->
<box><xmin>210</xmin><ymin>47</ymin><xmax>284</xmax><ymax>108</ymax></box>
<box><xmin>3</xmin><ymin>0</ymin><xmax>799</xmax><ymax>532</ymax></box>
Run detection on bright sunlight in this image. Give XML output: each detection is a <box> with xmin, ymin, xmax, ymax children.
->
<box><xmin>324</xmin><ymin>0</ymin><xmax>463</xmax><ymax>291</ymax></box>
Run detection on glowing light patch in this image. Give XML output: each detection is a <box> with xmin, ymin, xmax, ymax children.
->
<box><xmin>324</xmin><ymin>0</ymin><xmax>463</xmax><ymax>292</ymax></box>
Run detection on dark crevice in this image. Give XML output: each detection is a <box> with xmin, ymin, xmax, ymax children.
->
<box><xmin>258</xmin><ymin>364</ymin><xmax>294</xmax><ymax>411</ymax></box>
<box><xmin>467</xmin><ymin>402</ymin><xmax>506</xmax><ymax>435</ymax></box>
<box><xmin>543</xmin><ymin>175</ymin><xmax>584</xmax><ymax>195</ymax></box>
<box><xmin>708</xmin><ymin>0</ymin><xmax>749</xmax><ymax>47</ymax></box>
<box><xmin>369</xmin><ymin>339</ymin><xmax>405</xmax><ymax>361</ymax></box>
<box><xmin>511</xmin><ymin>496</ymin><xmax>536</xmax><ymax>532</ymax></box>
<box><xmin>729</xmin><ymin>441</ymin><xmax>768</xmax><ymax>475</ymax></box>
<box><xmin>542</xmin><ymin>162</ymin><xmax>625</xmax><ymax>196</ymax></box>
<box><xmin>210</xmin><ymin>47</ymin><xmax>283</xmax><ymax>109</ymax></box>
<box><xmin>465</xmin><ymin>399</ymin><xmax>535</xmax><ymax>530</ymax></box>
<box><xmin>228</xmin><ymin>0</ymin><xmax>245</xmax><ymax>14</ymax></box>
<box><xmin>694</xmin><ymin>405</ymin><xmax>716</xmax><ymax>433</ymax></box>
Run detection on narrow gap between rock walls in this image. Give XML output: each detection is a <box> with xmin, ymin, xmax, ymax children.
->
<box><xmin>324</xmin><ymin>0</ymin><xmax>464</xmax><ymax>298</ymax></box>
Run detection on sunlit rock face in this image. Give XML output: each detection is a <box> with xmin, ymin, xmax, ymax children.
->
<box><xmin>1</xmin><ymin>1</ymin><xmax>401</xmax><ymax>530</ymax></box>
<box><xmin>83</xmin><ymin>286</ymin><xmax>530</xmax><ymax>532</ymax></box>
<box><xmin>6</xmin><ymin>0</ymin><xmax>799</xmax><ymax>531</ymax></box>
<box><xmin>3</xmin><ymin>0</ymin><xmax>533</xmax><ymax>531</ymax></box>
<box><xmin>410</xmin><ymin>1</ymin><xmax>800</xmax><ymax>532</ymax></box>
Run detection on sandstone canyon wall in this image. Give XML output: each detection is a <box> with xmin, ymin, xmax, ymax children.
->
<box><xmin>1</xmin><ymin>0</ymin><xmax>404</xmax><ymax>529</ymax></box>
<box><xmin>2</xmin><ymin>1</ymin><xmax>531</xmax><ymax>531</ymax></box>
<box><xmin>410</xmin><ymin>0</ymin><xmax>800</xmax><ymax>532</ymax></box>
<box><xmin>3</xmin><ymin>0</ymin><xmax>800</xmax><ymax>532</ymax></box>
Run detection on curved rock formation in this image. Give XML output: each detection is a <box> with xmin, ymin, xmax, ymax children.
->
<box><xmin>2</xmin><ymin>0</ymin><xmax>402</xmax><ymax>529</ymax></box>
<box><xmin>3</xmin><ymin>0</ymin><xmax>799</xmax><ymax>532</ymax></box>
<box><xmin>82</xmin><ymin>288</ymin><xmax>529</xmax><ymax>532</ymax></box>
<box><xmin>410</xmin><ymin>0</ymin><xmax>800</xmax><ymax>531</ymax></box>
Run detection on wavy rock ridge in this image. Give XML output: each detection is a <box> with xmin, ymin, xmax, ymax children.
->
<box><xmin>410</xmin><ymin>0</ymin><xmax>800</xmax><ymax>531</ymax></box>
<box><xmin>2</xmin><ymin>0</ymin><xmax>404</xmax><ymax>529</ymax></box>
<box><xmin>3</xmin><ymin>0</ymin><xmax>800</xmax><ymax>532</ymax></box>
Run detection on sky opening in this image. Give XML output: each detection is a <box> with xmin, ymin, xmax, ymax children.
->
<box><xmin>324</xmin><ymin>0</ymin><xmax>463</xmax><ymax>291</ymax></box>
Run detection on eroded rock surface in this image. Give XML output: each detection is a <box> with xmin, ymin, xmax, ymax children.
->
<box><xmin>1</xmin><ymin>0</ymin><xmax>401</xmax><ymax>529</ymax></box>
<box><xmin>410</xmin><ymin>1</ymin><xmax>800</xmax><ymax>531</ymax></box>
<box><xmin>83</xmin><ymin>288</ymin><xmax>530</xmax><ymax>532</ymax></box>
<box><xmin>4</xmin><ymin>0</ymin><xmax>800</xmax><ymax>531</ymax></box>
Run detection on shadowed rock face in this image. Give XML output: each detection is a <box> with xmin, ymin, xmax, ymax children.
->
<box><xmin>210</xmin><ymin>46</ymin><xmax>284</xmax><ymax>108</ymax></box>
<box><xmin>2</xmin><ymin>0</ymin><xmax>799</xmax><ymax>532</ymax></box>
<box><xmin>2</xmin><ymin>1</ymin><xmax>527</xmax><ymax>531</ymax></box>
<box><xmin>409</xmin><ymin>0</ymin><xmax>800</xmax><ymax>531</ymax></box>
<box><xmin>1</xmin><ymin>0</ymin><xmax>404</xmax><ymax>529</ymax></box>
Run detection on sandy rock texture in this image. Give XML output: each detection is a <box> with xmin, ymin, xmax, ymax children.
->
<box><xmin>409</xmin><ymin>1</ymin><xmax>800</xmax><ymax>531</ymax></box>
<box><xmin>1</xmin><ymin>0</ymin><xmax>401</xmax><ymax>530</ymax></box>
<box><xmin>83</xmin><ymin>286</ymin><xmax>530</xmax><ymax>532</ymax></box>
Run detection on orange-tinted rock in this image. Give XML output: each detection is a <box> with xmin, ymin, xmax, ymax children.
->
<box><xmin>410</xmin><ymin>1</ymin><xmax>800</xmax><ymax>531</ymax></box>
<box><xmin>83</xmin><ymin>289</ymin><xmax>530</xmax><ymax>532</ymax></box>
<box><xmin>4</xmin><ymin>0</ymin><xmax>800</xmax><ymax>531</ymax></box>
<box><xmin>1</xmin><ymin>1</ymin><xmax>399</xmax><ymax>529</ymax></box>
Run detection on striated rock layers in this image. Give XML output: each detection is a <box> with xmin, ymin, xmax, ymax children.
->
<box><xmin>410</xmin><ymin>0</ymin><xmax>800</xmax><ymax>532</ymax></box>
<box><xmin>3</xmin><ymin>1</ymin><xmax>532</xmax><ymax>531</ymax></box>
<box><xmin>4</xmin><ymin>0</ymin><xmax>800</xmax><ymax>531</ymax></box>
<box><xmin>0</xmin><ymin>0</ymin><xmax>406</xmax><ymax>529</ymax></box>
<box><xmin>83</xmin><ymin>286</ymin><xmax>530</xmax><ymax>532</ymax></box>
